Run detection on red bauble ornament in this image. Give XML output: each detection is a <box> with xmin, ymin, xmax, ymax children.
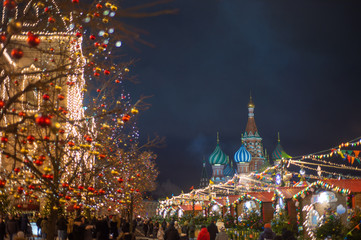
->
<box><xmin>14</xmin><ymin>168</ymin><xmax>20</xmax><ymax>173</ymax></box>
<box><xmin>0</xmin><ymin>137</ymin><xmax>8</xmax><ymax>143</ymax></box>
<box><xmin>17</xmin><ymin>186</ymin><xmax>24</xmax><ymax>193</ymax></box>
<box><xmin>104</xmin><ymin>69</ymin><xmax>110</xmax><ymax>75</ymax></box>
<box><xmin>89</xmin><ymin>35</ymin><xmax>96</xmax><ymax>40</ymax></box>
<box><xmin>0</xmin><ymin>100</ymin><xmax>4</xmax><ymax>109</ymax></box>
<box><xmin>34</xmin><ymin>160</ymin><xmax>43</xmax><ymax>166</ymax></box>
<box><xmin>27</xmin><ymin>34</ymin><xmax>40</xmax><ymax>47</ymax></box>
<box><xmin>117</xmin><ymin>178</ymin><xmax>123</xmax><ymax>183</ymax></box>
<box><xmin>48</xmin><ymin>17</ymin><xmax>55</xmax><ymax>23</ymax></box>
<box><xmin>58</xmin><ymin>94</ymin><xmax>65</xmax><ymax>100</ymax></box>
<box><xmin>96</xmin><ymin>89</ymin><xmax>101</xmax><ymax>92</ymax></box>
<box><xmin>76</xmin><ymin>32</ymin><xmax>82</xmax><ymax>38</ymax></box>
<box><xmin>35</xmin><ymin>115</ymin><xmax>52</xmax><ymax>127</ymax></box>
<box><xmin>0</xmin><ymin>35</ymin><xmax>6</xmax><ymax>43</ymax></box>
<box><xmin>96</xmin><ymin>3</ymin><xmax>102</xmax><ymax>9</ymax></box>
<box><xmin>122</xmin><ymin>114</ymin><xmax>131</xmax><ymax>122</ymax></box>
<box><xmin>27</xmin><ymin>135</ymin><xmax>35</xmax><ymax>143</ymax></box>
<box><xmin>3</xmin><ymin>0</ymin><xmax>16</xmax><ymax>10</ymax></box>
<box><xmin>42</xmin><ymin>94</ymin><xmax>50</xmax><ymax>100</ymax></box>
<box><xmin>85</xmin><ymin>137</ymin><xmax>92</xmax><ymax>143</ymax></box>
<box><xmin>72</xmin><ymin>0</ymin><xmax>79</xmax><ymax>3</ymax></box>
<box><xmin>11</xmin><ymin>48</ymin><xmax>23</xmax><ymax>59</ymax></box>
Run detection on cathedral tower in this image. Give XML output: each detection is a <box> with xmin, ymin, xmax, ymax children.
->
<box><xmin>241</xmin><ymin>95</ymin><xmax>265</xmax><ymax>171</ymax></box>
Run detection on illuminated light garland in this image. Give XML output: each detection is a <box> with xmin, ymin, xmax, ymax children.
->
<box><xmin>292</xmin><ymin>180</ymin><xmax>353</xmax><ymax>236</ymax></box>
<box><xmin>290</xmin><ymin>159</ymin><xmax>361</xmax><ymax>172</ymax></box>
<box><xmin>290</xmin><ymin>161</ymin><xmax>357</xmax><ymax>179</ymax></box>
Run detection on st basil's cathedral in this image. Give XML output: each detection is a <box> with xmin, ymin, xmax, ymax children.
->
<box><xmin>199</xmin><ymin>96</ymin><xmax>290</xmax><ymax>187</ymax></box>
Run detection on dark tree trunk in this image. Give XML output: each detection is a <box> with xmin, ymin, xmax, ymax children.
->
<box><xmin>47</xmin><ymin>204</ymin><xmax>58</xmax><ymax>240</ymax></box>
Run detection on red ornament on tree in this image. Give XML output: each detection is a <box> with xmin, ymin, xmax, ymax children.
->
<box><xmin>42</xmin><ymin>94</ymin><xmax>50</xmax><ymax>100</ymax></box>
<box><xmin>27</xmin><ymin>33</ymin><xmax>40</xmax><ymax>47</ymax></box>
<box><xmin>11</xmin><ymin>48</ymin><xmax>23</xmax><ymax>59</ymax></box>
<box><xmin>0</xmin><ymin>100</ymin><xmax>4</xmax><ymax>109</ymax></box>
<box><xmin>104</xmin><ymin>69</ymin><xmax>110</xmax><ymax>75</ymax></box>
<box><xmin>35</xmin><ymin>115</ymin><xmax>52</xmax><ymax>127</ymax></box>
<box><xmin>0</xmin><ymin>137</ymin><xmax>8</xmax><ymax>143</ymax></box>
<box><xmin>72</xmin><ymin>0</ymin><xmax>79</xmax><ymax>3</ymax></box>
<box><xmin>27</xmin><ymin>135</ymin><xmax>35</xmax><ymax>143</ymax></box>
<box><xmin>122</xmin><ymin>114</ymin><xmax>131</xmax><ymax>122</ymax></box>
<box><xmin>57</xmin><ymin>94</ymin><xmax>65</xmax><ymax>100</ymax></box>
<box><xmin>89</xmin><ymin>35</ymin><xmax>96</xmax><ymax>40</ymax></box>
<box><xmin>48</xmin><ymin>17</ymin><xmax>55</xmax><ymax>23</ymax></box>
<box><xmin>3</xmin><ymin>0</ymin><xmax>16</xmax><ymax>10</ymax></box>
<box><xmin>0</xmin><ymin>35</ymin><xmax>6</xmax><ymax>43</ymax></box>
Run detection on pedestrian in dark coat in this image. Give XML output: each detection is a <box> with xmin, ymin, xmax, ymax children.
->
<box><xmin>258</xmin><ymin>223</ymin><xmax>276</xmax><ymax>240</ymax></box>
<box><xmin>122</xmin><ymin>222</ymin><xmax>133</xmax><ymax>240</ymax></box>
<box><xmin>180</xmin><ymin>221</ymin><xmax>189</xmax><ymax>240</ymax></box>
<box><xmin>95</xmin><ymin>217</ymin><xmax>109</xmax><ymax>240</ymax></box>
<box><xmin>207</xmin><ymin>221</ymin><xmax>218</xmax><ymax>240</ymax></box>
<box><xmin>197</xmin><ymin>226</ymin><xmax>210</xmax><ymax>240</ymax></box>
<box><xmin>148</xmin><ymin>221</ymin><xmax>154</xmax><ymax>238</ymax></box>
<box><xmin>110</xmin><ymin>217</ymin><xmax>118</xmax><ymax>240</ymax></box>
<box><xmin>20</xmin><ymin>215</ymin><xmax>29</xmax><ymax>235</ymax></box>
<box><xmin>143</xmin><ymin>220</ymin><xmax>149</xmax><ymax>237</ymax></box>
<box><xmin>164</xmin><ymin>222</ymin><xmax>180</xmax><ymax>240</ymax></box>
<box><xmin>161</xmin><ymin>220</ymin><xmax>167</xmax><ymax>231</ymax></box>
<box><xmin>281</xmin><ymin>228</ymin><xmax>296</xmax><ymax>240</ymax></box>
<box><xmin>73</xmin><ymin>216</ymin><xmax>87</xmax><ymax>240</ymax></box>
<box><xmin>188</xmin><ymin>221</ymin><xmax>196</xmax><ymax>240</ymax></box>
<box><xmin>0</xmin><ymin>217</ymin><xmax>6</xmax><ymax>240</ymax></box>
<box><xmin>6</xmin><ymin>215</ymin><xmax>18</xmax><ymax>240</ymax></box>
<box><xmin>56</xmin><ymin>215</ymin><xmax>68</xmax><ymax>240</ymax></box>
<box><xmin>36</xmin><ymin>216</ymin><xmax>43</xmax><ymax>237</ymax></box>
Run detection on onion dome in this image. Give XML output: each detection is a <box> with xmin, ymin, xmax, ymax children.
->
<box><xmin>223</xmin><ymin>164</ymin><xmax>235</xmax><ymax>177</ymax></box>
<box><xmin>271</xmin><ymin>133</ymin><xmax>291</xmax><ymax>161</ymax></box>
<box><xmin>234</xmin><ymin>144</ymin><xmax>251</xmax><ymax>163</ymax></box>
<box><xmin>209</xmin><ymin>133</ymin><xmax>228</xmax><ymax>165</ymax></box>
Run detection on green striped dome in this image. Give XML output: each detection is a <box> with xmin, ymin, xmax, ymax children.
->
<box><xmin>209</xmin><ymin>144</ymin><xmax>228</xmax><ymax>165</ymax></box>
<box><xmin>271</xmin><ymin>142</ymin><xmax>291</xmax><ymax>160</ymax></box>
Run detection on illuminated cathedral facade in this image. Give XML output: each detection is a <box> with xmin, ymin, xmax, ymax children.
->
<box><xmin>207</xmin><ymin>96</ymin><xmax>266</xmax><ymax>183</ymax></box>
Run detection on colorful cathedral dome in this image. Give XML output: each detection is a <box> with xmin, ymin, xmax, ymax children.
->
<box><xmin>209</xmin><ymin>133</ymin><xmax>228</xmax><ymax>165</ymax></box>
<box><xmin>234</xmin><ymin>144</ymin><xmax>251</xmax><ymax>163</ymax></box>
<box><xmin>223</xmin><ymin>163</ymin><xmax>235</xmax><ymax>177</ymax></box>
<box><xmin>271</xmin><ymin>133</ymin><xmax>291</xmax><ymax>161</ymax></box>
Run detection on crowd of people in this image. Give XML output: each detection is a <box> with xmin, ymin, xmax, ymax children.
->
<box><xmin>153</xmin><ymin>219</ymin><xmax>297</xmax><ymax>240</ymax></box>
<box><xmin>0</xmin><ymin>213</ymin><xmax>138</xmax><ymax>240</ymax></box>
<box><xmin>0</xmin><ymin>214</ymin><xmax>297</xmax><ymax>240</ymax></box>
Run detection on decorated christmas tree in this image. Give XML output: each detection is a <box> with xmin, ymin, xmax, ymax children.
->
<box><xmin>271</xmin><ymin>209</ymin><xmax>291</xmax><ymax>234</ymax></box>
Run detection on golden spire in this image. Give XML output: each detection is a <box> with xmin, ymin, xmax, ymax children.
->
<box><xmin>248</xmin><ymin>91</ymin><xmax>255</xmax><ymax>108</ymax></box>
<box><xmin>278</xmin><ymin>132</ymin><xmax>280</xmax><ymax>143</ymax></box>
<box><xmin>217</xmin><ymin>132</ymin><xmax>220</xmax><ymax>145</ymax></box>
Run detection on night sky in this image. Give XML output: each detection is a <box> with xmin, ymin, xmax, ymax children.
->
<box><xmin>124</xmin><ymin>0</ymin><xmax>361</xmax><ymax>197</ymax></box>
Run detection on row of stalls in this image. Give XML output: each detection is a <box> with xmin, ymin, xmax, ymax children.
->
<box><xmin>158</xmin><ymin>178</ymin><xmax>361</xmax><ymax>239</ymax></box>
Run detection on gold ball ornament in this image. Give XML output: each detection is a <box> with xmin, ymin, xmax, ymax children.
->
<box><xmin>131</xmin><ymin>108</ymin><xmax>139</xmax><ymax>114</ymax></box>
<box><xmin>37</xmin><ymin>2</ymin><xmax>45</xmax><ymax>8</ymax></box>
<box><xmin>7</xmin><ymin>19</ymin><xmax>22</xmax><ymax>34</ymax></box>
